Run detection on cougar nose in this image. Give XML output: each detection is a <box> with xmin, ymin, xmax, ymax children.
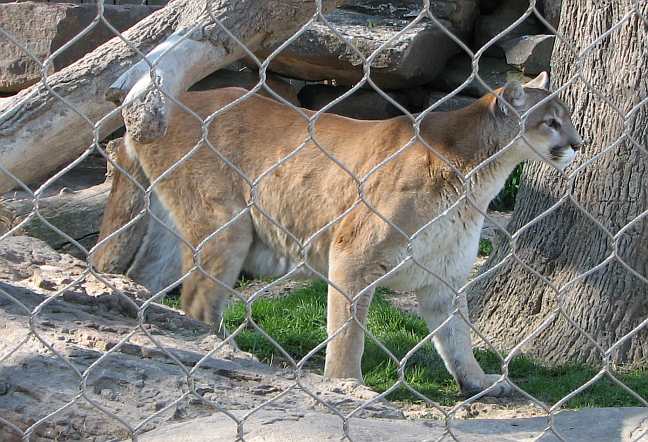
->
<box><xmin>571</xmin><ymin>134</ymin><xmax>585</xmax><ymax>151</ymax></box>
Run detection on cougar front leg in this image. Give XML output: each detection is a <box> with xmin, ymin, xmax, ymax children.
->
<box><xmin>416</xmin><ymin>286</ymin><xmax>510</xmax><ymax>396</ymax></box>
<box><xmin>324</xmin><ymin>258</ymin><xmax>376</xmax><ymax>381</ymax></box>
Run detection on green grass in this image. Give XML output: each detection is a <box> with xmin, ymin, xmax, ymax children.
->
<box><xmin>160</xmin><ymin>286</ymin><xmax>182</xmax><ymax>309</ymax></box>
<box><xmin>162</xmin><ymin>280</ymin><xmax>648</xmax><ymax>407</ymax></box>
<box><xmin>225</xmin><ymin>281</ymin><xmax>648</xmax><ymax>407</ymax></box>
<box><xmin>490</xmin><ymin>163</ymin><xmax>524</xmax><ymax>212</ymax></box>
<box><xmin>478</xmin><ymin>239</ymin><xmax>493</xmax><ymax>256</ymax></box>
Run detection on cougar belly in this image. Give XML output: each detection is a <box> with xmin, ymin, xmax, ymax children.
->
<box><xmin>246</xmin><ymin>206</ymin><xmax>333</xmax><ymax>280</ymax></box>
<box><xmin>242</xmin><ymin>237</ymin><xmax>314</xmax><ymax>280</ymax></box>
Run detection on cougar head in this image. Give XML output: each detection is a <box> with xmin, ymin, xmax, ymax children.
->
<box><xmin>492</xmin><ymin>72</ymin><xmax>584</xmax><ymax>170</ymax></box>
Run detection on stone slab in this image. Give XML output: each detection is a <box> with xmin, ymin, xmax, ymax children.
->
<box><xmin>260</xmin><ymin>2</ymin><xmax>478</xmax><ymax>89</ymax></box>
<box><xmin>0</xmin><ymin>2</ymin><xmax>156</xmax><ymax>92</ymax></box>
<box><xmin>139</xmin><ymin>407</ymin><xmax>648</xmax><ymax>441</ymax></box>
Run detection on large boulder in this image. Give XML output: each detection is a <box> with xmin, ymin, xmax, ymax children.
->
<box><xmin>298</xmin><ymin>84</ymin><xmax>413</xmax><ymax>119</ymax></box>
<box><xmin>0</xmin><ymin>2</ymin><xmax>156</xmax><ymax>93</ymax></box>
<box><xmin>499</xmin><ymin>34</ymin><xmax>554</xmax><ymax>75</ymax></box>
<box><xmin>473</xmin><ymin>0</ymin><xmax>545</xmax><ymax>52</ymax></box>
<box><xmin>259</xmin><ymin>1</ymin><xmax>479</xmax><ymax>90</ymax></box>
<box><xmin>0</xmin><ymin>236</ymin><xmax>402</xmax><ymax>441</ymax></box>
<box><xmin>431</xmin><ymin>54</ymin><xmax>531</xmax><ymax>97</ymax></box>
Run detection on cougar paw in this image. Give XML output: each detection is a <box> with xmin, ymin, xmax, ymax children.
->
<box><xmin>460</xmin><ymin>374</ymin><xmax>513</xmax><ymax>397</ymax></box>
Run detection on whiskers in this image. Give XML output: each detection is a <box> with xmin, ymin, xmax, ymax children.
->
<box><xmin>549</xmin><ymin>146</ymin><xmax>576</xmax><ymax>170</ymax></box>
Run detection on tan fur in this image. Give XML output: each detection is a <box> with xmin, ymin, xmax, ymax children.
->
<box><xmin>125</xmin><ymin>74</ymin><xmax>582</xmax><ymax>394</ymax></box>
<box><xmin>95</xmin><ymin>139</ymin><xmax>149</xmax><ymax>274</ymax></box>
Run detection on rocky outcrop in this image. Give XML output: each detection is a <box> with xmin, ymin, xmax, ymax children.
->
<box><xmin>259</xmin><ymin>0</ymin><xmax>557</xmax><ymax>117</ymax></box>
<box><xmin>0</xmin><ymin>237</ymin><xmax>402</xmax><ymax>442</ymax></box>
<box><xmin>261</xmin><ymin>0</ymin><xmax>479</xmax><ymax>90</ymax></box>
<box><xmin>431</xmin><ymin>54</ymin><xmax>532</xmax><ymax>97</ymax></box>
<box><xmin>0</xmin><ymin>2</ymin><xmax>157</xmax><ymax>92</ymax></box>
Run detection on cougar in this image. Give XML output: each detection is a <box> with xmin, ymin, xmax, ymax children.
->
<box><xmin>123</xmin><ymin>72</ymin><xmax>583</xmax><ymax>395</ymax></box>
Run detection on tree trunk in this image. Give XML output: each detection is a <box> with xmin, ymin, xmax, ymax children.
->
<box><xmin>0</xmin><ymin>0</ymin><xmax>329</xmax><ymax>193</ymax></box>
<box><xmin>469</xmin><ymin>0</ymin><xmax>648</xmax><ymax>366</ymax></box>
<box><xmin>0</xmin><ymin>2</ymin><xmax>181</xmax><ymax>193</ymax></box>
<box><xmin>0</xmin><ymin>182</ymin><xmax>111</xmax><ymax>257</ymax></box>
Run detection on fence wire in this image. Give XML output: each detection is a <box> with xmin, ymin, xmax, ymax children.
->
<box><xmin>0</xmin><ymin>0</ymin><xmax>647</xmax><ymax>441</ymax></box>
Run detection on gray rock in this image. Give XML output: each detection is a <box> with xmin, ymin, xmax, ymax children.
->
<box><xmin>262</xmin><ymin>1</ymin><xmax>479</xmax><ymax>89</ymax></box>
<box><xmin>538</xmin><ymin>0</ymin><xmax>562</xmax><ymax>30</ymax></box>
<box><xmin>0</xmin><ymin>237</ymin><xmax>406</xmax><ymax>441</ymax></box>
<box><xmin>298</xmin><ymin>84</ymin><xmax>413</xmax><ymax>119</ymax></box>
<box><xmin>473</xmin><ymin>0</ymin><xmax>545</xmax><ymax>52</ymax></box>
<box><xmin>138</xmin><ymin>408</ymin><xmax>648</xmax><ymax>442</ymax></box>
<box><xmin>426</xmin><ymin>91</ymin><xmax>476</xmax><ymax>111</ymax></box>
<box><xmin>431</xmin><ymin>54</ymin><xmax>531</xmax><ymax>97</ymax></box>
<box><xmin>500</xmin><ymin>35</ymin><xmax>555</xmax><ymax>75</ymax></box>
<box><xmin>0</xmin><ymin>3</ymin><xmax>157</xmax><ymax>92</ymax></box>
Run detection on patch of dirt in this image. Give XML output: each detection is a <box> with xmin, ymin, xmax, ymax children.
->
<box><xmin>236</xmin><ymin>278</ymin><xmax>310</xmax><ymax>301</ymax></box>
<box><xmin>0</xmin><ymin>237</ymin><xmax>403</xmax><ymax>442</ymax></box>
<box><xmin>398</xmin><ymin>397</ymin><xmax>546</xmax><ymax>421</ymax></box>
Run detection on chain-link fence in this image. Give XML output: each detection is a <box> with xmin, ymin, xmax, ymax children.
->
<box><xmin>0</xmin><ymin>0</ymin><xmax>647</xmax><ymax>440</ymax></box>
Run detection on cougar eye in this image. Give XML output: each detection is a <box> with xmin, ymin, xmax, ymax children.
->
<box><xmin>545</xmin><ymin>118</ymin><xmax>561</xmax><ymax>129</ymax></box>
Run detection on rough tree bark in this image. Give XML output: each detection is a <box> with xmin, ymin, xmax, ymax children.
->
<box><xmin>0</xmin><ymin>0</ymin><xmax>331</xmax><ymax>193</ymax></box>
<box><xmin>469</xmin><ymin>1</ymin><xmax>648</xmax><ymax>366</ymax></box>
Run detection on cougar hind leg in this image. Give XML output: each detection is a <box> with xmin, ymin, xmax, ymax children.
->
<box><xmin>179</xmin><ymin>216</ymin><xmax>254</xmax><ymax>336</ymax></box>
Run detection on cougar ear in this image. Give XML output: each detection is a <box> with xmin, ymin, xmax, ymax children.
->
<box><xmin>524</xmin><ymin>71</ymin><xmax>550</xmax><ymax>90</ymax></box>
<box><xmin>496</xmin><ymin>80</ymin><xmax>526</xmax><ymax>114</ymax></box>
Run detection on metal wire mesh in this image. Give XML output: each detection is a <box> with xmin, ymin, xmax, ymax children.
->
<box><xmin>0</xmin><ymin>0</ymin><xmax>647</xmax><ymax>440</ymax></box>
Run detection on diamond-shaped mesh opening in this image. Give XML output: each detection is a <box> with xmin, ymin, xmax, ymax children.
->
<box><xmin>1</xmin><ymin>0</ymin><xmax>648</xmax><ymax>440</ymax></box>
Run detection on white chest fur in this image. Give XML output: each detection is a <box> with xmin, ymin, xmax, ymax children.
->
<box><xmin>381</xmin><ymin>153</ymin><xmax>523</xmax><ymax>292</ymax></box>
<box><xmin>383</xmin><ymin>206</ymin><xmax>485</xmax><ymax>292</ymax></box>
